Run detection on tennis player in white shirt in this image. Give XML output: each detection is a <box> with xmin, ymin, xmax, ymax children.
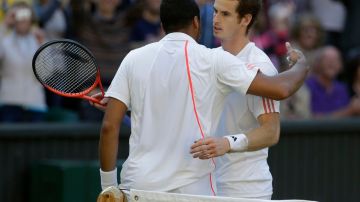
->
<box><xmin>98</xmin><ymin>0</ymin><xmax>307</xmax><ymax>199</ymax></box>
<box><xmin>190</xmin><ymin>0</ymin><xmax>291</xmax><ymax>199</ymax></box>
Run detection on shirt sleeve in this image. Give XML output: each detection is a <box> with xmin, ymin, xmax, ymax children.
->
<box><xmin>105</xmin><ymin>52</ymin><xmax>132</xmax><ymax>108</ymax></box>
<box><xmin>214</xmin><ymin>49</ymin><xmax>259</xmax><ymax>95</ymax></box>
<box><xmin>247</xmin><ymin>62</ymin><xmax>280</xmax><ymax>118</ymax></box>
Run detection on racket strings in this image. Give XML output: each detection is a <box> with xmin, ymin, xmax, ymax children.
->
<box><xmin>34</xmin><ymin>42</ymin><xmax>98</xmax><ymax>94</ymax></box>
<box><xmin>36</xmin><ymin>46</ymin><xmax>95</xmax><ymax>93</ymax></box>
<box><xmin>44</xmin><ymin>43</ymin><xmax>96</xmax><ymax>92</ymax></box>
<box><xmin>39</xmin><ymin>53</ymin><xmax>94</xmax><ymax>93</ymax></box>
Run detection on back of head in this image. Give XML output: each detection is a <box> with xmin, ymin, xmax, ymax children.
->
<box><xmin>160</xmin><ymin>0</ymin><xmax>200</xmax><ymax>34</ymax></box>
<box><xmin>236</xmin><ymin>0</ymin><xmax>262</xmax><ymax>34</ymax></box>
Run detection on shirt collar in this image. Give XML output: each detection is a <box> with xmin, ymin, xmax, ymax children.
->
<box><xmin>161</xmin><ymin>32</ymin><xmax>198</xmax><ymax>44</ymax></box>
<box><xmin>236</xmin><ymin>42</ymin><xmax>254</xmax><ymax>57</ymax></box>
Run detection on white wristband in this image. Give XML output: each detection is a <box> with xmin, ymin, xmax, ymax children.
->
<box><xmin>224</xmin><ymin>134</ymin><xmax>248</xmax><ymax>152</ymax></box>
<box><xmin>100</xmin><ymin>168</ymin><xmax>118</xmax><ymax>190</ymax></box>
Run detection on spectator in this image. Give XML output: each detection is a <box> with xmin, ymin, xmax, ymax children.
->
<box><xmin>347</xmin><ymin>50</ymin><xmax>360</xmax><ymax>97</ymax></box>
<box><xmin>306</xmin><ymin>46</ymin><xmax>360</xmax><ymax>118</ymax></box>
<box><xmin>280</xmin><ymin>85</ymin><xmax>311</xmax><ymax>119</ymax></box>
<box><xmin>126</xmin><ymin>0</ymin><xmax>163</xmax><ymax>49</ymax></box>
<box><xmin>310</xmin><ymin>0</ymin><xmax>346</xmax><ymax>48</ymax></box>
<box><xmin>0</xmin><ymin>2</ymin><xmax>47</xmax><ymax>122</ymax></box>
<box><xmin>268</xmin><ymin>0</ymin><xmax>311</xmax><ymax>16</ymax></box>
<box><xmin>34</xmin><ymin>0</ymin><xmax>70</xmax><ymax>40</ymax></box>
<box><xmin>341</xmin><ymin>0</ymin><xmax>360</xmax><ymax>57</ymax></box>
<box><xmin>68</xmin><ymin>0</ymin><xmax>131</xmax><ymax>121</ymax></box>
<box><xmin>0</xmin><ymin>2</ymin><xmax>15</xmax><ymax>37</ymax></box>
<box><xmin>290</xmin><ymin>14</ymin><xmax>325</xmax><ymax>68</ymax></box>
<box><xmin>69</xmin><ymin>0</ymin><xmax>131</xmax><ymax>86</ymax></box>
<box><xmin>252</xmin><ymin>2</ymin><xmax>294</xmax><ymax>69</ymax></box>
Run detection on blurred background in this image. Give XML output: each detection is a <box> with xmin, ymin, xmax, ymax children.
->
<box><xmin>0</xmin><ymin>0</ymin><xmax>359</xmax><ymax>201</ymax></box>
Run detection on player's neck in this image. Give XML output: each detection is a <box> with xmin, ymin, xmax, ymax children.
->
<box><xmin>221</xmin><ymin>35</ymin><xmax>250</xmax><ymax>56</ymax></box>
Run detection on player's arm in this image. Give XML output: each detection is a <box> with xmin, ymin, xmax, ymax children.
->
<box><xmin>247</xmin><ymin>43</ymin><xmax>309</xmax><ymax>100</ymax></box>
<box><xmin>99</xmin><ymin>98</ymin><xmax>127</xmax><ymax>189</ymax></box>
<box><xmin>190</xmin><ymin>113</ymin><xmax>280</xmax><ymax>159</ymax></box>
<box><xmin>243</xmin><ymin>113</ymin><xmax>280</xmax><ymax>151</ymax></box>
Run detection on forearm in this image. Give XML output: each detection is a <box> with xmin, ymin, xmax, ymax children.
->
<box><xmin>247</xmin><ymin>61</ymin><xmax>309</xmax><ymax>100</ymax></box>
<box><xmin>275</xmin><ymin>61</ymin><xmax>309</xmax><ymax>99</ymax></box>
<box><xmin>245</xmin><ymin>120</ymin><xmax>280</xmax><ymax>151</ymax></box>
<box><xmin>224</xmin><ymin>113</ymin><xmax>280</xmax><ymax>152</ymax></box>
<box><xmin>99</xmin><ymin>121</ymin><xmax>119</xmax><ymax>171</ymax></box>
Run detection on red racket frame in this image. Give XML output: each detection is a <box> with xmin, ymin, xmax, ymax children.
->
<box><xmin>33</xmin><ymin>39</ymin><xmax>105</xmax><ymax>105</ymax></box>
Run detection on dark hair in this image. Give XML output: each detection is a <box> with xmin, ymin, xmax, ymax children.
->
<box><xmin>236</xmin><ymin>0</ymin><xmax>262</xmax><ymax>34</ymax></box>
<box><xmin>160</xmin><ymin>0</ymin><xmax>200</xmax><ymax>34</ymax></box>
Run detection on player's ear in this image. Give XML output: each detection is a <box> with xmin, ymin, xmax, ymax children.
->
<box><xmin>241</xmin><ymin>14</ymin><xmax>252</xmax><ymax>27</ymax></box>
<box><xmin>193</xmin><ymin>16</ymin><xmax>200</xmax><ymax>30</ymax></box>
<box><xmin>193</xmin><ymin>16</ymin><xmax>201</xmax><ymax>39</ymax></box>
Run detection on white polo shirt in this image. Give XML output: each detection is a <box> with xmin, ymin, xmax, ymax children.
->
<box><xmin>105</xmin><ymin>33</ymin><xmax>259</xmax><ymax>193</ymax></box>
<box><xmin>215</xmin><ymin>42</ymin><xmax>280</xmax><ymax>198</ymax></box>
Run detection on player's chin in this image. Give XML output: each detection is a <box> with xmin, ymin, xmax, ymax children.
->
<box><xmin>213</xmin><ymin>31</ymin><xmax>223</xmax><ymax>40</ymax></box>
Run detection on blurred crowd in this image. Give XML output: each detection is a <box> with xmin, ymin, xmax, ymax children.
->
<box><xmin>0</xmin><ymin>0</ymin><xmax>359</xmax><ymax>123</ymax></box>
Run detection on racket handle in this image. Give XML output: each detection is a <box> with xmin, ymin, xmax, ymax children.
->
<box><xmin>85</xmin><ymin>95</ymin><xmax>107</xmax><ymax>107</ymax></box>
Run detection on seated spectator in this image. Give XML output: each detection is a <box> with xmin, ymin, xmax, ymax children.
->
<box><xmin>347</xmin><ymin>49</ymin><xmax>360</xmax><ymax>97</ymax></box>
<box><xmin>126</xmin><ymin>0</ymin><xmax>163</xmax><ymax>49</ymax></box>
<box><xmin>0</xmin><ymin>2</ymin><xmax>47</xmax><ymax>122</ymax></box>
<box><xmin>290</xmin><ymin>14</ymin><xmax>325</xmax><ymax>68</ymax></box>
<box><xmin>280</xmin><ymin>85</ymin><xmax>311</xmax><ymax>119</ymax></box>
<box><xmin>306</xmin><ymin>46</ymin><xmax>360</xmax><ymax>118</ymax></box>
<box><xmin>309</xmin><ymin>0</ymin><xmax>346</xmax><ymax>48</ymax></box>
<box><xmin>34</xmin><ymin>0</ymin><xmax>69</xmax><ymax>41</ymax></box>
<box><xmin>69</xmin><ymin>0</ymin><xmax>131</xmax><ymax>86</ymax></box>
<box><xmin>67</xmin><ymin>0</ymin><xmax>132</xmax><ymax>121</ymax></box>
<box><xmin>252</xmin><ymin>1</ymin><xmax>294</xmax><ymax>69</ymax></box>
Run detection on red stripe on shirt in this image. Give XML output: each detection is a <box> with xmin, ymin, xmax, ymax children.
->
<box><xmin>271</xmin><ymin>100</ymin><xmax>276</xmax><ymax>112</ymax></box>
<box><xmin>262</xmin><ymin>97</ymin><xmax>268</xmax><ymax>113</ymax></box>
<box><xmin>266</xmin><ymin>98</ymin><xmax>272</xmax><ymax>113</ymax></box>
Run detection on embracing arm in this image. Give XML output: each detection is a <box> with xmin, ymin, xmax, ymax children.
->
<box><xmin>190</xmin><ymin>113</ymin><xmax>280</xmax><ymax>159</ymax></box>
<box><xmin>247</xmin><ymin>43</ymin><xmax>309</xmax><ymax>100</ymax></box>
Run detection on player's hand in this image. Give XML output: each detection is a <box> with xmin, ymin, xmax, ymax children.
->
<box><xmin>190</xmin><ymin>137</ymin><xmax>230</xmax><ymax>159</ymax></box>
<box><xmin>89</xmin><ymin>92</ymin><xmax>108</xmax><ymax>112</ymax></box>
<box><xmin>286</xmin><ymin>42</ymin><xmax>306</xmax><ymax>67</ymax></box>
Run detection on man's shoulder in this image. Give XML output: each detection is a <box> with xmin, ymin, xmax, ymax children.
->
<box><xmin>245</xmin><ymin>43</ymin><xmax>278</xmax><ymax>75</ymax></box>
<box><xmin>125</xmin><ymin>42</ymin><xmax>159</xmax><ymax>59</ymax></box>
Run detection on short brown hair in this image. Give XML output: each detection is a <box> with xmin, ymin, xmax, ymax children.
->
<box><xmin>235</xmin><ymin>0</ymin><xmax>262</xmax><ymax>34</ymax></box>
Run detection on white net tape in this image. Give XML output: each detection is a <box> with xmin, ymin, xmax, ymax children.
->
<box><xmin>127</xmin><ymin>189</ymin><xmax>317</xmax><ymax>202</ymax></box>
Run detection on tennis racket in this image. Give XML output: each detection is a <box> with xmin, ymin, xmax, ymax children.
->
<box><xmin>32</xmin><ymin>39</ymin><xmax>105</xmax><ymax>105</ymax></box>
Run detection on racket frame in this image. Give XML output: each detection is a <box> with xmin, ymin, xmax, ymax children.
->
<box><xmin>32</xmin><ymin>39</ymin><xmax>105</xmax><ymax>105</ymax></box>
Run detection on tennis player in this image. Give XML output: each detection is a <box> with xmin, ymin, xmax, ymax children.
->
<box><xmin>98</xmin><ymin>0</ymin><xmax>308</xmax><ymax>199</ymax></box>
<box><xmin>190</xmin><ymin>0</ymin><xmax>281</xmax><ymax>199</ymax></box>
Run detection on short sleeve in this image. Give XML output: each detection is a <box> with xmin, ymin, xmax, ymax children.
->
<box><xmin>105</xmin><ymin>53</ymin><xmax>132</xmax><ymax>108</ymax></box>
<box><xmin>247</xmin><ymin>62</ymin><xmax>280</xmax><ymax>118</ymax></box>
<box><xmin>214</xmin><ymin>49</ymin><xmax>259</xmax><ymax>95</ymax></box>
